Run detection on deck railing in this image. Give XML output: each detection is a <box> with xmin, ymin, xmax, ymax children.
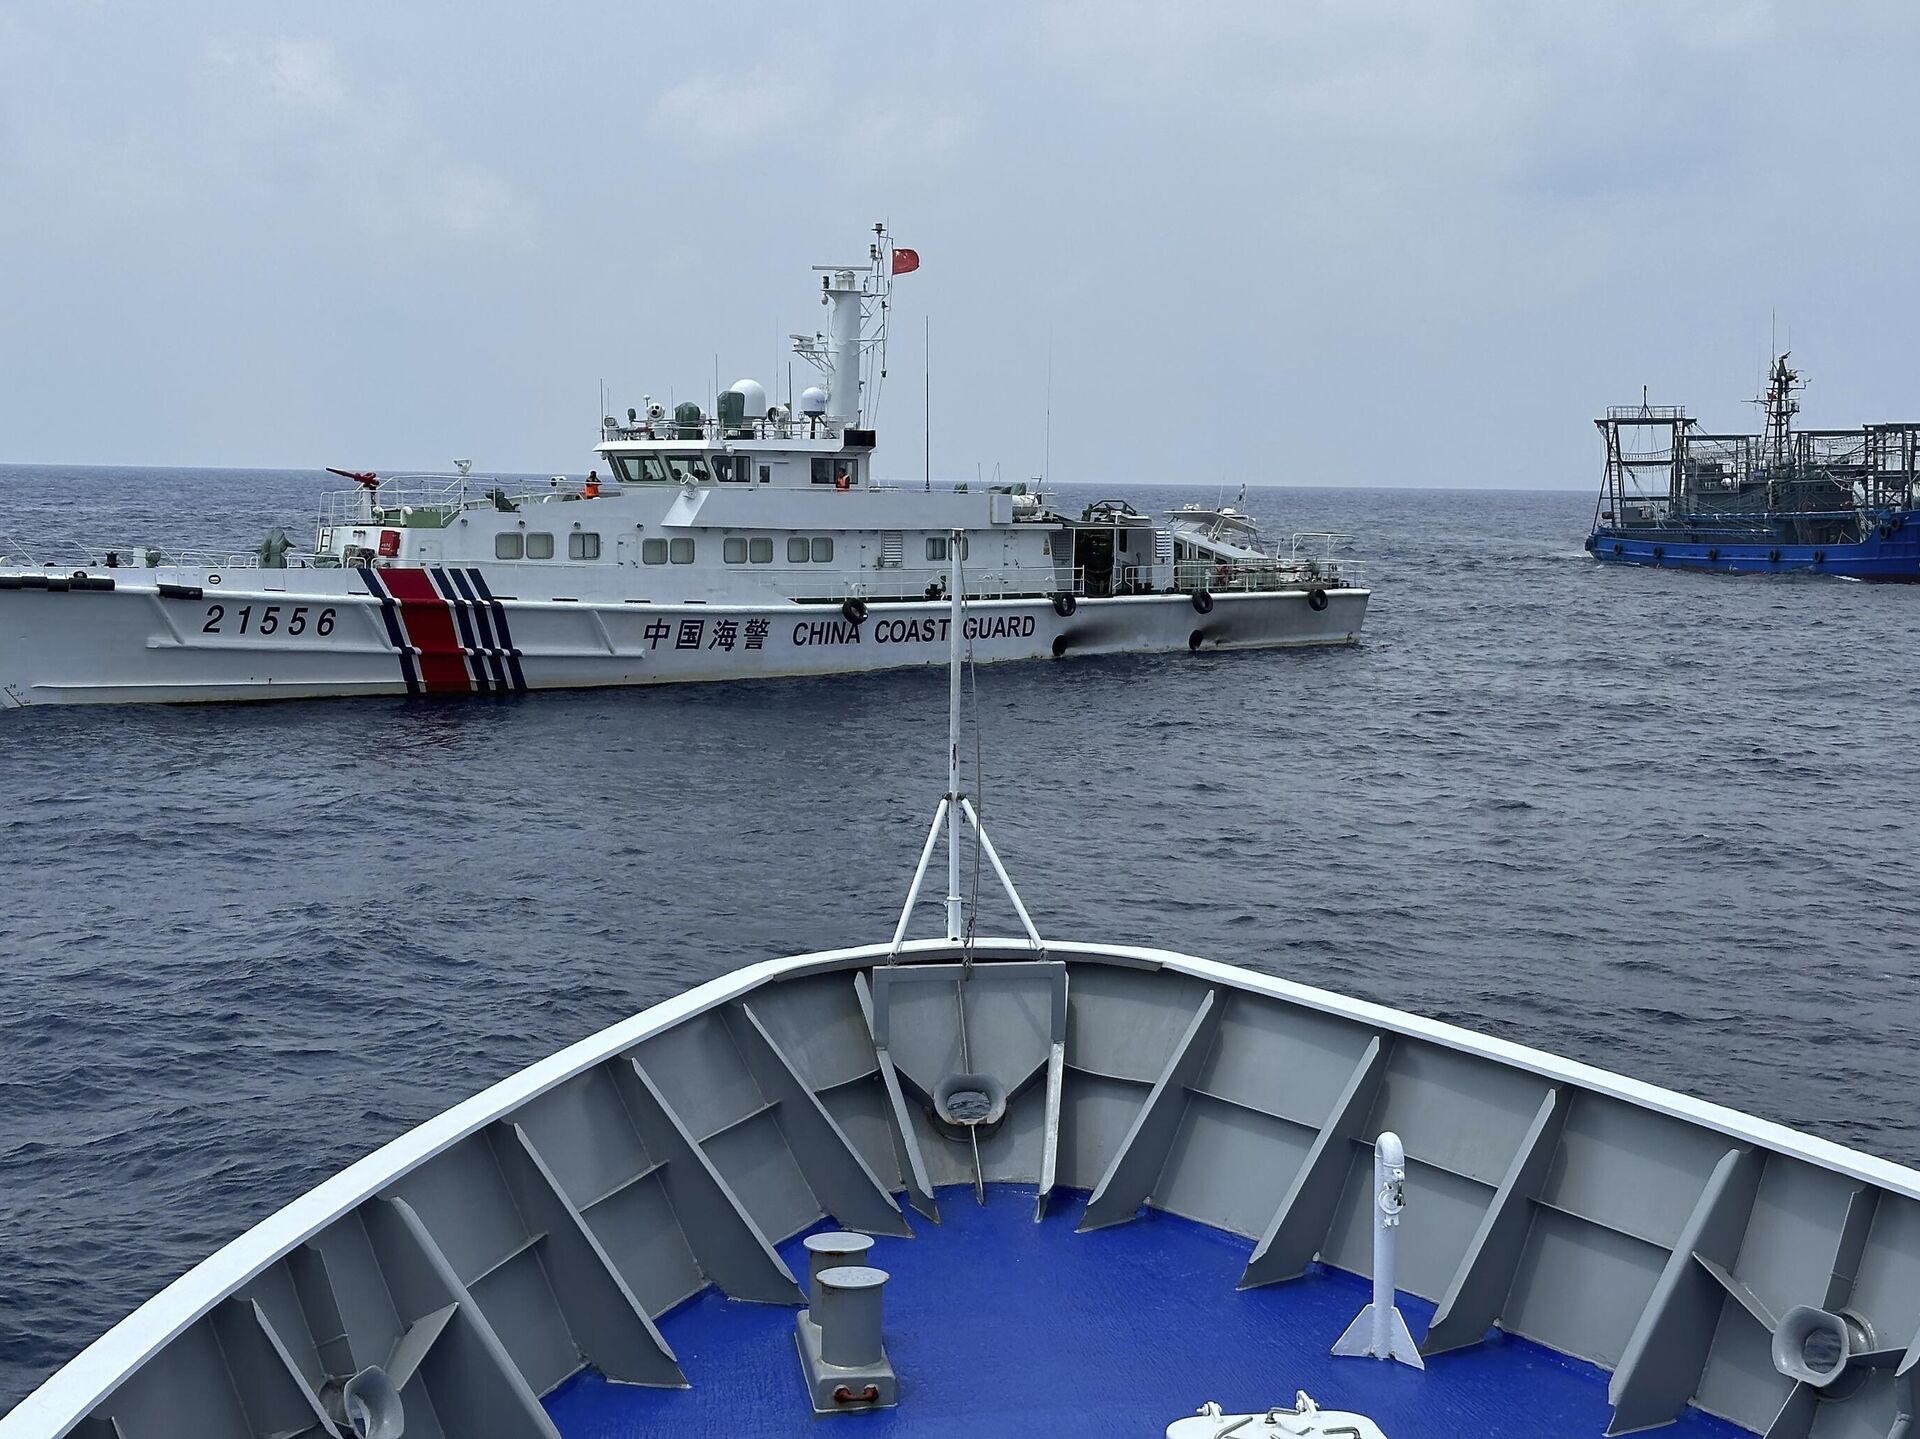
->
<box><xmin>0</xmin><ymin>533</ymin><xmax>324</xmax><ymax>572</ymax></box>
<box><xmin>318</xmin><ymin>475</ymin><xmax>475</xmax><ymax>530</ymax></box>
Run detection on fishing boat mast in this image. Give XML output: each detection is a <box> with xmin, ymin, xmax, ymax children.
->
<box><xmin>1758</xmin><ymin>352</ymin><xmax>1803</xmax><ymax>472</ymax></box>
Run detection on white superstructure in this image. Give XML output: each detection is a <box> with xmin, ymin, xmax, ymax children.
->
<box><xmin>0</xmin><ymin>227</ymin><xmax>1367</xmax><ymax>707</ymax></box>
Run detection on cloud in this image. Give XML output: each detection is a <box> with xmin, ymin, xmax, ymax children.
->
<box><xmin>198</xmin><ymin>34</ymin><xmax>525</xmax><ymax>247</ymax></box>
<box><xmin>651</xmin><ymin>67</ymin><xmax>810</xmax><ymax>146</ymax></box>
<box><xmin>437</xmin><ymin>167</ymin><xmax>514</xmax><ymax>235</ymax></box>
<box><xmin>208</xmin><ymin>34</ymin><xmax>349</xmax><ymax>113</ymax></box>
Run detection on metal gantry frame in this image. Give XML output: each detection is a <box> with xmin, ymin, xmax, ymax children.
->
<box><xmin>1594</xmin><ymin>367</ymin><xmax>1920</xmax><ymax>535</ymax></box>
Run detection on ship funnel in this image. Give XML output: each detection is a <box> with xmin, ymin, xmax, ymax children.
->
<box><xmin>823</xmin><ymin>267</ymin><xmax>862</xmax><ymax>424</ymax></box>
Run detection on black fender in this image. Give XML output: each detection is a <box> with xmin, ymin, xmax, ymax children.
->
<box><xmin>841</xmin><ymin>598</ymin><xmax>868</xmax><ymax>624</ymax></box>
<box><xmin>1051</xmin><ymin>592</ymin><xmax>1077</xmax><ymax>618</ymax></box>
<box><xmin>1190</xmin><ymin>589</ymin><xmax>1214</xmax><ymax>615</ymax></box>
<box><xmin>1050</xmin><ymin>634</ymin><xmax>1069</xmax><ymax>658</ymax></box>
<box><xmin>1307</xmin><ymin>587</ymin><xmax>1329</xmax><ymax>612</ymax></box>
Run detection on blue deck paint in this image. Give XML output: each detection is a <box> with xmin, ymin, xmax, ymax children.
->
<box><xmin>545</xmin><ymin>1187</ymin><xmax>1754</xmax><ymax>1438</ymax></box>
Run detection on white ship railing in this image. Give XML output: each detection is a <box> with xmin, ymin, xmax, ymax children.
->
<box><xmin>600</xmin><ymin>416</ymin><xmax>853</xmax><ymax>444</ymax></box>
<box><xmin>1137</xmin><ymin>553</ymin><xmax>1366</xmax><ymax>595</ymax></box>
<box><xmin>318</xmin><ymin>475</ymin><xmax>475</xmax><ymax>530</ymax></box>
<box><xmin>0</xmin><ymin>533</ymin><xmax>324</xmax><ymax>572</ymax></box>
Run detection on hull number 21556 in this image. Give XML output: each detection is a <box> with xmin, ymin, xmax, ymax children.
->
<box><xmin>202</xmin><ymin>604</ymin><xmax>337</xmax><ymax>637</ymax></box>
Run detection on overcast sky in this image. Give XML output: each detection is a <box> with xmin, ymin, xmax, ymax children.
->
<box><xmin>3</xmin><ymin>2</ymin><xmax>1917</xmax><ymax>487</ymax></box>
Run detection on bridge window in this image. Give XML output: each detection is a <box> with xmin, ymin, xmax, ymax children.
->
<box><xmin>669</xmin><ymin>538</ymin><xmax>695</xmax><ymax>563</ymax></box>
<box><xmin>526</xmin><ymin>533</ymin><xmax>554</xmax><ymax>559</ymax></box>
<box><xmin>812</xmin><ymin>458</ymin><xmax>833</xmax><ymax>485</ymax></box>
<box><xmin>495</xmin><ymin>533</ymin><xmax>524</xmax><ymax>559</ymax></box>
<box><xmin>749</xmin><ymin>537</ymin><xmax>773</xmax><ymax>563</ymax></box>
<box><xmin>610</xmin><ymin>454</ymin><xmax>672</xmax><ymax>483</ymax></box>
<box><xmin>811</xmin><ymin>537</ymin><xmax>833</xmax><ymax>562</ymax></box>
<box><xmin>723</xmin><ymin>537</ymin><xmax>747</xmax><ymax>563</ymax></box>
<box><xmin>569</xmin><ymin>532</ymin><xmax>601</xmax><ymax>560</ymax></box>
<box><xmin>667</xmin><ymin>455</ymin><xmax>712</xmax><ymax>484</ymax></box>
<box><xmin>787</xmin><ymin>537</ymin><xmax>810</xmax><ymax>562</ymax></box>
<box><xmin>642</xmin><ymin>538</ymin><xmax>668</xmax><ymax>564</ymax></box>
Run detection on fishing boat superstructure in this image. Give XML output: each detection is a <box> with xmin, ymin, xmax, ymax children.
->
<box><xmin>1587</xmin><ymin>355</ymin><xmax>1920</xmax><ymax>579</ymax></box>
<box><xmin>5</xmin><ymin>544</ymin><xmax>1917</xmax><ymax>1439</ymax></box>
<box><xmin>0</xmin><ymin>229</ymin><xmax>1366</xmax><ymax>709</ymax></box>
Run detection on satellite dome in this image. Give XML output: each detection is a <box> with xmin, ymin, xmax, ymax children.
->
<box><xmin>799</xmin><ymin>386</ymin><xmax>829</xmax><ymax>417</ymax></box>
<box><xmin>727</xmin><ymin>379</ymin><xmax>768</xmax><ymax>420</ymax></box>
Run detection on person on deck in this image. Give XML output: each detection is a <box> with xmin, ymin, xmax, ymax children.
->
<box><xmin>583</xmin><ymin>470</ymin><xmax>602</xmax><ymax>499</ymax></box>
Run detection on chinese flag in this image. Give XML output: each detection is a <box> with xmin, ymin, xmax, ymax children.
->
<box><xmin>891</xmin><ymin>247</ymin><xmax>920</xmax><ymax>276</ymax></box>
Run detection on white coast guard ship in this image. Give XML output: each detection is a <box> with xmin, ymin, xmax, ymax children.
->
<box><xmin>0</xmin><ymin>228</ymin><xmax>1366</xmax><ymax>708</ymax></box>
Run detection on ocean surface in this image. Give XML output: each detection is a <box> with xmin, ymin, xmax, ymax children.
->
<box><xmin>2</xmin><ymin>465</ymin><xmax>1916</xmax><ymax>1414</ymax></box>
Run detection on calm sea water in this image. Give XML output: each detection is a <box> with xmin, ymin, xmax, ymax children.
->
<box><xmin>2</xmin><ymin>465</ymin><xmax>1916</xmax><ymax>1413</ymax></box>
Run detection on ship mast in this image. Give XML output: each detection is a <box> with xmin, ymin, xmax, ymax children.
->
<box><xmin>944</xmin><ymin>530</ymin><xmax>965</xmax><ymax>941</ymax></box>
<box><xmin>794</xmin><ymin>224</ymin><xmax>894</xmax><ymax>431</ymax></box>
<box><xmin>1759</xmin><ymin>353</ymin><xmax>1802</xmax><ymax>471</ymax></box>
<box><xmin>887</xmin><ymin>530</ymin><xmax>1044</xmax><ymax>961</ymax></box>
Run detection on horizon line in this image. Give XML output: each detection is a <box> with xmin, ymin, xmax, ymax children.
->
<box><xmin>0</xmin><ymin>461</ymin><xmax>1594</xmax><ymax>495</ymax></box>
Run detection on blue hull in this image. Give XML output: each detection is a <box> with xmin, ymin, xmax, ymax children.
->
<box><xmin>1587</xmin><ymin>515</ymin><xmax>1920</xmax><ymax>581</ymax></box>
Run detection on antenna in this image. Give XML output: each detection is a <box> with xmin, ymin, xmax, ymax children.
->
<box><xmin>924</xmin><ymin>316</ymin><xmax>932</xmax><ymax>493</ymax></box>
<box><xmin>1043</xmin><ymin>332</ymin><xmax>1053</xmax><ymax>488</ymax></box>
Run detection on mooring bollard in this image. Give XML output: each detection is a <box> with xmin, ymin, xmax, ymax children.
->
<box><xmin>803</xmin><ymin>1231</ymin><xmax>875</xmax><ymax>1305</ymax></box>
<box><xmin>814</xmin><ymin>1265</ymin><xmax>889</xmax><ymax>1369</ymax></box>
<box><xmin>794</xmin><ymin>1236</ymin><xmax>898</xmax><ymax>1411</ymax></box>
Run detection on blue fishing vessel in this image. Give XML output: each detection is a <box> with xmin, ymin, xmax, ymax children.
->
<box><xmin>1586</xmin><ymin>355</ymin><xmax>1920</xmax><ymax>580</ymax></box>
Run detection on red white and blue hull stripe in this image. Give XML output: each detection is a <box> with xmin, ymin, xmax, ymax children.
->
<box><xmin>360</xmin><ymin>567</ymin><xmax>527</xmax><ymax>695</ymax></box>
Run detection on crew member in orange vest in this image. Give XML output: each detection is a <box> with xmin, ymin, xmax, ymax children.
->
<box><xmin>583</xmin><ymin>470</ymin><xmax>602</xmax><ymax>499</ymax></box>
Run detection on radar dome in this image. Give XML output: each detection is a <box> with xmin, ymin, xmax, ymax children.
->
<box><xmin>799</xmin><ymin>386</ymin><xmax>829</xmax><ymax>417</ymax></box>
<box><xmin>727</xmin><ymin>379</ymin><xmax>769</xmax><ymax>420</ymax></box>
